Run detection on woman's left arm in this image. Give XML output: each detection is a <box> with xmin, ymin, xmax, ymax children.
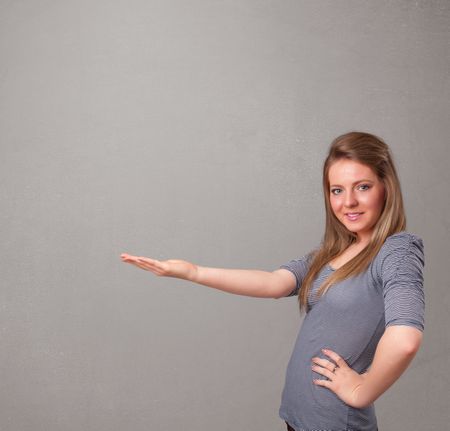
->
<box><xmin>312</xmin><ymin>233</ymin><xmax>426</xmax><ymax>407</ymax></box>
<box><xmin>355</xmin><ymin>325</ymin><xmax>423</xmax><ymax>408</ymax></box>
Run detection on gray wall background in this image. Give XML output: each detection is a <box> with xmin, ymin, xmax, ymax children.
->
<box><xmin>1</xmin><ymin>1</ymin><xmax>449</xmax><ymax>430</ymax></box>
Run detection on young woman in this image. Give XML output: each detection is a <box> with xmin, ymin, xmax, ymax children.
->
<box><xmin>121</xmin><ymin>131</ymin><xmax>425</xmax><ymax>431</ymax></box>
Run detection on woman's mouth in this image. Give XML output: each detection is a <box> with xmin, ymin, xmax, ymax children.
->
<box><xmin>345</xmin><ymin>212</ymin><xmax>364</xmax><ymax>221</ymax></box>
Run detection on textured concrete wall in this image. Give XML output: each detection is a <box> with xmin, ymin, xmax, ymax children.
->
<box><xmin>1</xmin><ymin>1</ymin><xmax>448</xmax><ymax>430</ymax></box>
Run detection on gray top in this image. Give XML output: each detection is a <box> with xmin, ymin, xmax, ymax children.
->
<box><xmin>278</xmin><ymin>231</ymin><xmax>425</xmax><ymax>431</ymax></box>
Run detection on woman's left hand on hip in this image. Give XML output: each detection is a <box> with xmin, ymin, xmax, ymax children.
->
<box><xmin>311</xmin><ymin>348</ymin><xmax>366</xmax><ymax>408</ymax></box>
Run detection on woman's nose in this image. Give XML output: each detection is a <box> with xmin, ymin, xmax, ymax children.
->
<box><xmin>344</xmin><ymin>191</ymin><xmax>358</xmax><ymax>207</ymax></box>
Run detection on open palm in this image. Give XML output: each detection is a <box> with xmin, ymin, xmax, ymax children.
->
<box><xmin>121</xmin><ymin>253</ymin><xmax>197</xmax><ymax>281</ymax></box>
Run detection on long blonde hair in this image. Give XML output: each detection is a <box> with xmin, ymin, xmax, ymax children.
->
<box><xmin>298</xmin><ymin>131</ymin><xmax>406</xmax><ymax>313</ymax></box>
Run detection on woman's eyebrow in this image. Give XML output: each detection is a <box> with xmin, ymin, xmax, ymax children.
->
<box><xmin>330</xmin><ymin>179</ymin><xmax>374</xmax><ymax>187</ymax></box>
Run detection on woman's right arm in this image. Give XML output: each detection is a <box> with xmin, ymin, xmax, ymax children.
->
<box><xmin>193</xmin><ymin>265</ymin><xmax>296</xmax><ymax>298</ymax></box>
<box><xmin>120</xmin><ymin>253</ymin><xmax>296</xmax><ymax>299</ymax></box>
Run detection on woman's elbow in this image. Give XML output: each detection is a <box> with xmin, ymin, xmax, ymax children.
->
<box><xmin>404</xmin><ymin>328</ymin><xmax>424</xmax><ymax>354</ymax></box>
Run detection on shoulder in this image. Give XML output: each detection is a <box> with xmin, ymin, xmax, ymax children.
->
<box><xmin>380</xmin><ymin>230</ymin><xmax>424</xmax><ymax>259</ymax></box>
<box><xmin>379</xmin><ymin>231</ymin><xmax>424</xmax><ymax>258</ymax></box>
<box><xmin>372</xmin><ymin>231</ymin><xmax>425</xmax><ymax>282</ymax></box>
<box><xmin>278</xmin><ymin>250</ymin><xmax>315</xmax><ymax>273</ymax></box>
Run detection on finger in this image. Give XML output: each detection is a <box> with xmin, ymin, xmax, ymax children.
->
<box><xmin>312</xmin><ymin>357</ymin><xmax>334</xmax><ymax>368</ymax></box>
<box><xmin>312</xmin><ymin>358</ymin><xmax>336</xmax><ymax>373</ymax></box>
<box><xmin>137</xmin><ymin>256</ymin><xmax>158</xmax><ymax>264</ymax></box>
<box><xmin>136</xmin><ymin>258</ymin><xmax>157</xmax><ymax>269</ymax></box>
<box><xmin>322</xmin><ymin>349</ymin><xmax>346</xmax><ymax>368</ymax></box>
<box><xmin>121</xmin><ymin>256</ymin><xmax>141</xmax><ymax>264</ymax></box>
<box><xmin>121</xmin><ymin>256</ymin><xmax>151</xmax><ymax>269</ymax></box>
<box><xmin>121</xmin><ymin>254</ymin><xmax>139</xmax><ymax>262</ymax></box>
<box><xmin>313</xmin><ymin>378</ymin><xmax>330</xmax><ymax>388</ymax></box>
<box><xmin>312</xmin><ymin>365</ymin><xmax>335</xmax><ymax>381</ymax></box>
<box><xmin>122</xmin><ymin>255</ymin><xmax>147</xmax><ymax>264</ymax></box>
<box><xmin>137</xmin><ymin>257</ymin><xmax>158</xmax><ymax>266</ymax></box>
<box><xmin>125</xmin><ymin>260</ymin><xmax>148</xmax><ymax>270</ymax></box>
<box><xmin>137</xmin><ymin>258</ymin><xmax>170</xmax><ymax>275</ymax></box>
<box><xmin>121</xmin><ymin>255</ymin><xmax>166</xmax><ymax>274</ymax></box>
<box><xmin>137</xmin><ymin>257</ymin><xmax>166</xmax><ymax>271</ymax></box>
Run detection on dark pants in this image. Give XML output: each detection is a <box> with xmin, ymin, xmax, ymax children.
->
<box><xmin>286</xmin><ymin>421</ymin><xmax>378</xmax><ymax>431</ymax></box>
<box><xmin>285</xmin><ymin>422</ymin><xmax>295</xmax><ymax>431</ymax></box>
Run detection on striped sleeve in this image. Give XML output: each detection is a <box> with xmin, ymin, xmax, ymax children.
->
<box><xmin>380</xmin><ymin>232</ymin><xmax>425</xmax><ymax>332</ymax></box>
<box><xmin>278</xmin><ymin>253</ymin><xmax>313</xmax><ymax>297</ymax></box>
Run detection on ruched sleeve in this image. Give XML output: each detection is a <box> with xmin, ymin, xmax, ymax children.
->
<box><xmin>278</xmin><ymin>252</ymin><xmax>313</xmax><ymax>297</ymax></box>
<box><xmin>379</xmin><ymin>232</ymin><xmax>425</xmax><ymax>332</ymax></box>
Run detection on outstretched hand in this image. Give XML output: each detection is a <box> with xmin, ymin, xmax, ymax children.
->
<box><xmin>120</xmin><ymin>253</ymin><xmax>198</xmax><ymax>281</ymax></box>
<box><xmin>311</xmin><ymin>348</ymin><xmax>367</xmax><ymax>409</ymax></box>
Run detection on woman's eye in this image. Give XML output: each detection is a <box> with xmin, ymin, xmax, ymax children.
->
<box><xmin>331</xmin><ymin>185</ymin><xmax>370</xmax><ymax>195</ymax></box>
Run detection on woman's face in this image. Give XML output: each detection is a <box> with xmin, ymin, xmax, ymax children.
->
<box><xmin>328</xmin><ymin>159</ymin><xmax>386</xmax><ymax>244</ymax></box>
